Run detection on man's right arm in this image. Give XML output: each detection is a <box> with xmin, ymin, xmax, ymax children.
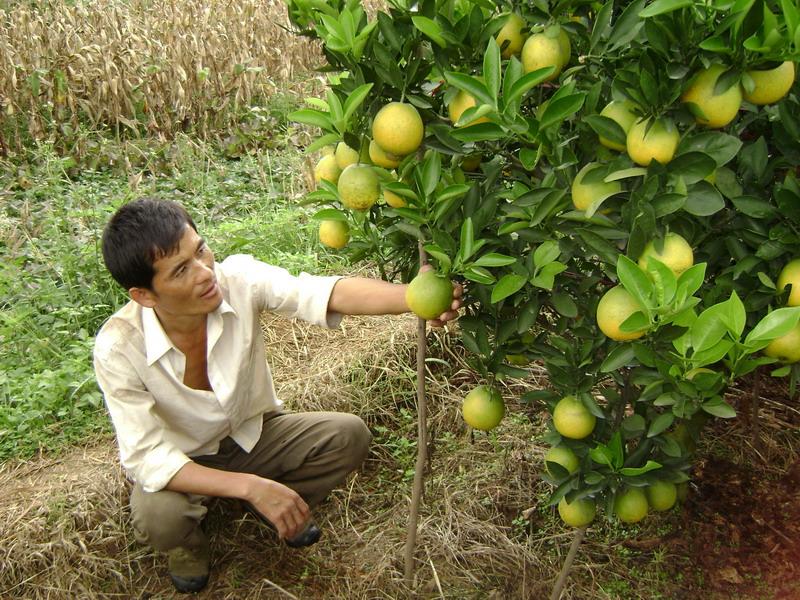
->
<box><xmin>165</xmin><ymin>462</ymin><xmax>310</xmax><ymax>539</ymax></box>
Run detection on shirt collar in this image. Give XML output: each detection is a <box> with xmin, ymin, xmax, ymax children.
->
<box><xmin>141</xmin><ymin>300</ymin><xmax>237</xmax><ymax>366</ymax></box>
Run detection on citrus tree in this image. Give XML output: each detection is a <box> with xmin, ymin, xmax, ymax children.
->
<box><xmin>285</xmin><ymin>0</ymin><xmax>800</xmax><ymax>530</ymax></box>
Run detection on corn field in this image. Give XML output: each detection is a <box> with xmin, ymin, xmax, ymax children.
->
<box><xmin>0</xmin><ymin>0</ymin><xmax>328</xmax><ymax>155</ymax></box>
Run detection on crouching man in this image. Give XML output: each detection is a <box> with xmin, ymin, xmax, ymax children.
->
<box><xmin>93</xmin><ymin>197</ymin><xmax>461</xmax><ymax>592</ymax></box>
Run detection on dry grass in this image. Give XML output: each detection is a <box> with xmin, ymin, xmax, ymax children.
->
<box><xmin>0</xmin><ymin>0</ymin><xmax>328</xmax><ymax>149</ymax></box>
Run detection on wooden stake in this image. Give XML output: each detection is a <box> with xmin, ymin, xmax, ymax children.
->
<box><xmin>404</xmin><ymin>244</ymin><xmax>429</xmax><ymax>588</ymax></box>
<box><xmin>549</xmin><ymin>526</ymin><xmax>586</xmax><ymax>600</ymax></box>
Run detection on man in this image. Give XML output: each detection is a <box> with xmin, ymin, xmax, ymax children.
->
<box><xmin>93</xmin><ymin>197</ymin><xmax>461</xmax><ymax>592</ymax></box>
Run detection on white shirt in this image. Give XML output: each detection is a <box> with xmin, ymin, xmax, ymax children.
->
<box><xmin>93</xmin><ymin>254</ymin><xmax>342</xmax><ymax>493</ymax></box>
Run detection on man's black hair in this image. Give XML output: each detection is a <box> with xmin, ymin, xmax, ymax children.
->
<box><xmin>102</xmin><ymin>197</ymin><xmax>197</xmax><ymax>290</ymax></box>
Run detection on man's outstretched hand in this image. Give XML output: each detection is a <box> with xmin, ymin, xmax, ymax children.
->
<box><xmin>245</xmin><ymin>476</ymin><xmax>311</xmax><ymax>540</ymax></box>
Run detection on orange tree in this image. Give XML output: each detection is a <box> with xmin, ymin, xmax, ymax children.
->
<box><xmin>286</xmin><ymin>0</ymin><xmax>800</xmax><ymax>525</ymax></box>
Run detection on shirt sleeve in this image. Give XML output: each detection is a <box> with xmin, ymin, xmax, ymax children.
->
<box><xmin>94</xmin><ymin>335</ymin><xmax>192</xmax><ymax>493</ymax></box>
<box><xmin>221</xmin><ymin>255</ymin><xmax>343</xmax><ymax>328</ymax></box>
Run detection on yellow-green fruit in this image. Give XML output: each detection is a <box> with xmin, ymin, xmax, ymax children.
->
<box><xmin>448</xmin><ymin>90</ymin><xmax>489</xmax><ymax>127</ymax></box>
<box><xmin>599</xmin><ymin>101</ymin><xmax>638</xmax><ymax>151</ymax></box>
<box><xmin>372</xmin><ymin>102</ymin><xmax>424</xmax><ymax>157</ymax></box>
<box><xmin>558</xmin><ymin>28</ymin><xmax>571</xmax><ymax>68</ymax></box>
<box><xmin>571</xmin><ymin>162</ymin><xmax>622</xmax><ymax>211</ymax></box>
<box><xmin>764</xmin><ymin>322</ymin><xmax>800</xmax><ymax>363</ymax></box>
<box><xmin>596</xmin><ymin>285</ymin><xmax>647</xmax><ymax>341</ymax></box>
<box><xmin>558</xmin><ymin>497</ymin><xmax>596</xmax><ymax>527</ymax></box>
<box><xmin>777</xmin><ymin>258</ymin><xmax>800</xmax><ymax>306</ymax></box>
<box><xmin>314</xmin><ymin>154</ymin><xmax>342</xmax><ymax>186</ymax></box>
<box><xmin>461</xmin><ymin>154</ymin><xmax>482</xmax><ymax>171</ymax></box>
<box><xmin>681</xmin><ymin>64</ymin><xmax>742</xmax><ymax>128</ymax></box>
<box><xmin>321</xmin><ymin>145</ymin><xmax>335</xmax><ymax>157</ymax></box>
<box><xmin>521</xmin><ymin>28</ymin><xmax>567</xmax><ymax>81</ymax></box>
<box><xmin>626</xmin><ymin>118</ymin><xmax>680</xmax><ymax>167</ymax></box>
<box><xmin>495</xmin><ymin>13</ymin><xmax>526</xmax><ymax>58</ymax></box>
<box><xmin>461</xmin><ymin>385</ymin><xmax>505</xmax><ymax>431</ymax></box>
<box><xmin>405</xmin><ymin>270</ymin><xmax>453</xmax><ymax>320</ymax></box>
<box><xmin>614</xmin><ymin>487</ymin><xmax>649</xmax><ymax>523</ymax></box>
<box><xmin>368</xmin><ymin>139</ymin><xmax>400</xmax><ymax>169</ymax></box>
<box><xmin>646</xmin><ymin>480</ymin><xmax>678</xmax><ymax>512</ymax></box>
<box><xmin>335</xmin><ymin>141</ymin><xmax>360</xmax><ymax>170</ymax></box>
<box><xmin>743</xmin><ymin>61</ymin><xmax>796</xmax><ymax>105</ymax></box>
<box><xmin>552</xmin><ymin>395</ymin><xmax>596</xmax><ymax>440</ymax></box>
<box><xmin>545</xmin><ymin>446</ymin><xmax>580</xmax><ymax>475</ymax></box>
<box><xmin>318</xmin><ymin>220</ymin><xmax>349</xmax><ymax>249</ymax></box>
<box><xmin>383</xmin><ymin>189</ymin><xmax>407</xmax><ymax>208</ymax></box>
<box><xmin>338</xmin><ymin>164</ymin><xmax>380</xmax><ymax>210</ymax></box>
<box><xmin>637</xmin><ymin>233</ymin><xmax>694</xmax><ymax>276</ymax></box>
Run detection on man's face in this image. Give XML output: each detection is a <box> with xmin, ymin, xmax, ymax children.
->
<box><xmin>144</xmin><ymin>225</ymin><xmax>223</xmax><ymax>319</ymax></box>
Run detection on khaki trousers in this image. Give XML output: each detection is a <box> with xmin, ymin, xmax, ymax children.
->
<box><xmin>130</xmin><ymin>411</ymin><xmax>371</xmax><ymax>552</ymax></box>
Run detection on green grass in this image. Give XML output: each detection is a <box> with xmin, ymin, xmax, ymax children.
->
<box><xmin>0</xmin><ymin>126</ymin><xmax>346</xmax><ymax>461</ymax></box>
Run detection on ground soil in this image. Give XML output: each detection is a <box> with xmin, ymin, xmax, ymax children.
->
<box><xmin>667</xmin><ymin>376</ymin><xmax>800</xmax><ymax>600</ymax></box>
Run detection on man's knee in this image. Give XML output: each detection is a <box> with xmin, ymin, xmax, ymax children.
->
<box><xmin>340</xmin><ymin>413</ymin><xmax>372</xmax><ymax>467</ymax></box>
<box><xmin>131</xmin><ymin>486</ymin><xmax>207</xmax><ymax>552</ymax></box>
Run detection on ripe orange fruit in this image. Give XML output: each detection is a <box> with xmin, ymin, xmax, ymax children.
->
<box><xmin>558</xmin><ymin>496</ymin><xmax>596</xmax><ymax>527</ymax></box>
<box><xmin>405</xmin><ymin>270</ymin><xmax>453</xmax><ymax>320</ymax></box>
<box><xmin>777</xmin><ymin>258</ymin><xmax>800</xmax><ymax>306</ymax></box>
<box><xmin>614</xmin><ymin>487</ymin><xmax>649</xmax><ymax>523</ymax></box>
<box><xmin>596</xmin><ymin>285</ymin><xmax>647</xmax><ymax>341</ymax></box>
<box><xmin>681</xmin><ymin>64</ymin><xmax>742</xmax><ymax>128</ymax></box>
<box><xmin>552</xmin><ymin>395</ymin><xmax>596</xmax><ymax>439</ymax></box>
<box><xmin>743</xmin><ymin>61</ymin><xmax>796</xmax><ymax>105</ymax></box>
<box><xmin>448</xmin><ymin>90</ymin><xmax>489</xmax><ymax>127</ymax></box>
<box><xmin>521</xmin><ymin>26</ymin><xmax>568</xmax><ymax>81</ymax></box>
<box><xmin>598</xmin><ymin>100</ymin><xmax>638</xmax><ymax>152</ymax></box>
<box><xmin>626</xmin><ymin>117</ymin><xmax>680</xmax><ymax>166</ymax></box>
<box><xmin>368</xmin><ymin>139</ymin><xmax>400</xmax><ymax>169</ymax></box>
<box><xmin>318</xmin><ymin>220</ymin><xmax>349</xmax><ymax>249</ymax></box>
<box><xmin>334</xmin><ymin>141</ymin><xmax>360</xmax><ymax>170</ymax></box>
<box><xmin>571</xmin><ymin>162</ymin><xmax>622</xmax><ymax>212</ymax></box>
<box><xmin>372</xmin><ymin>102</ymin><xmax>424</xmax><ymax>157</ymax></box>
<box><xmin>495</xmin><ymin>13</ymin><xmax>526</xmax><ymax>58</ymax></box>
<box><xmin>338</xmin><ymin>164</ymin><xmax>380</xmax><ymax>210</ymax></box>
<box><xmin>764</xmin><ymin>322</ymin><xmax>800</xmax><ymax>363</ymax></box>
<box><xmin>646</xmin><ymin>480</ymin><xmax>677</xmax><ymax>511</ymax></box>
<box><xmin>314</xmin><ymin>155</ymin><xmax>341</xmax><ymax>186</ymax></box>
<box><xmin>637</xmin><ymin>233</ymin><xmax>694</xmax><ymax>277</ymax></box>
<box><xmin>545</xmin><ymin>446</ymin><xmax>580</xmax><ymax>475</ymax></box>
<box><xmin>461</xmin><ymin>385</ymin><xmax>505</xmax><ymax>431</ymax></box>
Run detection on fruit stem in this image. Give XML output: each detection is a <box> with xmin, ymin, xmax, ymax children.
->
<box><xmin>549</xmin><ymin>526</ymin><xmax>586</xmax><ymax>600</ymax></box>
<box><xmin>404</xmin><ymin>242</ymin><xmax>429</xmax><ymax>588</ymax></box>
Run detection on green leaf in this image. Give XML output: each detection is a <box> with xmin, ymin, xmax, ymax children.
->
<box><xmin>684</xmin><ymin>181</ymin><xmax>725</xmax><ymax>216</ymax></box>
<box><xmin>491</xmin><ymin>274</ymin><xmax>527</xmax><ymax>304</ymax></box>
<box><xmin>533</xmin><ymin>240</ymin><xmax>560</xmax><ymax>267</ymax></box>
<box><xmin>691</xmin><ymin>304</ymin><xmax>730</xmax><ymax>352</ymax></box>
<box><xmin>551</xmin><ymin>292</ymin><xmax>578</xmax><ymax>318</ymax></box>
<box><xmin>462</xmin><ymin>267</ymin><xmax>496</xmax><ymax>285</ymax></box>
<box><xmin>744</xmin><ymin>307</ymin><xmax>800</xmax><ymax>348</ymax></box>
<box><xmin>622</xmin><ymin>414</ymin><xmax>646</xmax><ymax>436</ymax></box>
<box><xmin>420</xmin><ymin>152</ymin><xmax>441</xmax><ymax>197</ymax></box>
<box><xmin>647</xmin><ymin>413</ymin><xmax>675</xmax><ymax>437</ymax></box>
<box><xmin>312</xmin><ymin>208</ymin><xmax>347</xmax><ymax>221</ymax></box>
<box><xmin>531</xmin><ymin>262</ymin><xmax>567</xmax><ymax>290</ymax></box>
<box><xmin>617</xmin><ymin>255</ymin><xmax>654</xmax><ymax>312</ymax></box>
<box><xmin>701</xmin><ymin>397</ymin><xmax>737</xmax><ymax>418</ymax></box>
<box><xmin>436</xmin><ymin>184</ymin><xmax>471</xmax><ymax>203</ymax></box>
<box><xmin>600</xmin><ymin>344</ymin><xmax>636</xmax><ymax>372</ymax></box>
<box><xmin>668</xmin><ymin>152</ymin><xmax>717</xmax><ymax>184</ymax></box>
<box><xmin>619</xmin><ymin>460</ymin><xmax>662</xmax><ymax>477</ymax></box>
<box><xmin>450</xmin><ymin>123</ymin><xmax>506</xmax><ymax>142</ymax></box>
<box><xmin>731</xmin><ymin>196</ymin><xmax>777</xmax><ymax>219</ymax></box>
<box><xmin>444</xmin><ymin>72</ymin><xmax>493</xmax><ymax>106</ymax></box>
<box><xmin>412</xmin><ymin>16</ymin><xmax>447</xmax><ymax>47</ymax></box>
<box><xmin>458</xmin><ymin>217</ymin><xmax>475</xmax><ymax>263</ymax></box>
<box><xmin>680</xmin><ymin>132</ymin><xmax>742</xmax><ymax>167</ymax></box>
<box><xmin>472</xmin><ymin>253</ymin><xmax>517</xmax><ymax>268</ymax></box>
<box><xmin>639</xmin><ymin>0</ymin><xmax>693</xmax><ymax>18</ymax></box>
<box><xmin>423</xmin><ymin>244</ymin><xmax>452</xmax><ymax>273</ymax></box>
<box><xmin>289</xmin><ymin>109</ymin><xmax>334</xmax><ymax>131</ymax></box>
<box><xmin>306</xmin><ymin>133</ymin><xmax>340</xmax><ymax>153</ymax></box>
<box><xmin>342</xmin><ymin>83</ymin><xmax>373</xmax><ymax>123</ymax></box>
<box><xmin>589</xmin><ymin>444</ymin><xmax>615</xmax><ymax>467</ymax></box>
<box><xmin>505</xmin><ymin>68</ymin><xmax>555</xmax><ymax>107</ymax></box>
<box><xmin>585</xmin><ymin>115</ymin><xmax>627</xmax><ymax>148</ymax></box>
<box><xmin>539</xmin><ymin>93</ymin><xmax>586</xmax><ymax>130</ymax></box>
<box><xmin>483</xmin><ymin>38</ymin><xmax>501</xmax><ymax>101</ymax></box>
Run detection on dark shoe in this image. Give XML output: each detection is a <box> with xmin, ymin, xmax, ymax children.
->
<box><xmin>285</xmin><ymin>521</ymin><xmax>322</xmax><ymax>548</ymax></box>
<box><xmin>168</xmin><ymin>545</ymin><xmax>210</xmax><ymax>593</ymax></box>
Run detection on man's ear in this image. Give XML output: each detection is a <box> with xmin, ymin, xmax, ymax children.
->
<box><xmin>129</xmin><ymin>286</ymin><xmax>157</xmax><ymax>308</ymax></box>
